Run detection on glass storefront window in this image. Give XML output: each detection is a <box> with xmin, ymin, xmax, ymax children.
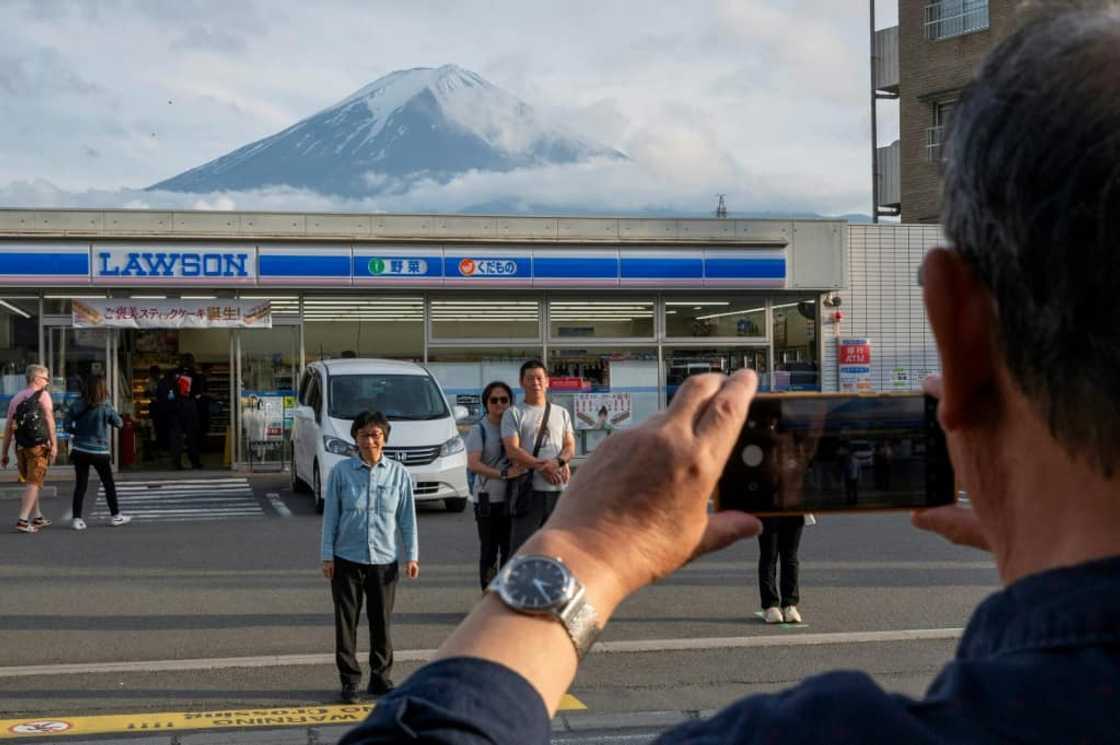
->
<box><xmin>240</xmin><ymin>327</ymin><xmax>299</xmax><ymax>467</ymax></box>
<box><xmin>664</xmin><ymin>295</ymin><xmax>767</xmax><ymax>339</ymax></box>
<box><xmin>548</xmin><ymin>298</ymin><xmax>654</xmax><ymax>339</ymax></box>
<box><xmin>664</xmin><ymin>346</ymin><xmax>769</xmax><ymax>402</ymax></box>
<box><xmin>430</xmin><ymin>298</ymin><xmax>540</xmax><ymax>340</ymax></box>
<box><xmin>0</xmin><ymin>298</ymin><xmax>40</xmax><ymax>411</ymax></box>
<box><xmin>43</xmin><ymin>292</ymin><xmax>107</xmax><ymax>315</ymax></box>
<box><xmin>547</xmin><ymin>348</ymin><xmax>658</xmax><ymax>456</ymax></box>
<box><xmin>427</xmin><ymin>347</ymin><xmax>541</xmax><ymax>426</ymax></box>
<box><xmin>45</xmin><ymin>326</ymin><xmax>108</xmax><ymax>468</ymax></box>
<box><xmin>303</xmin><ymin>296</ymin><xmax>423</xmax><ymax>362</ymax></box>
<box><xmin>772</xmin><ymin>298</ymin><xmax>820</xmax><ymax>391</ymax></box>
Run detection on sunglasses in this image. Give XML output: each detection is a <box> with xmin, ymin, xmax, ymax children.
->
<box><xmin>488</xmin><ymin>396</ymin><xmax>510</xmax><ymax>404</ymax></box>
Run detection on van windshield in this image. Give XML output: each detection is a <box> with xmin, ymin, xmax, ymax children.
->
<box><xmin>328</xmin><ymin>374</ymin><xmax>449</xmax><ymax>421</ymax></box>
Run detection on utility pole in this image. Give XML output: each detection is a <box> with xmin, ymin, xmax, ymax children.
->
<box><xmin>715</xmin><ymin>194</ymin><xmax>727</xmax><ymax>218</ymax></box>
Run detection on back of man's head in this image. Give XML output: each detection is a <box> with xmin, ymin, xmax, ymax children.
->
<box><xmin>941</xmin><ymin>3</ymin><xmax>1120</xmax><ymax>476</ymax></box>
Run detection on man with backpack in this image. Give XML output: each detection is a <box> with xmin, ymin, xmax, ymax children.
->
<box><xmin>1</xmin><ymin>364</ymin><xmax>58</xmax><ymax>533</ymax></box>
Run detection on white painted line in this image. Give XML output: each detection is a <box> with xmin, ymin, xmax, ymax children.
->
<box><xmin>0</xmin><ymin>628</ymin><xmax>965</xmax><ymax>678</ymax></box>
<box><xmin>266</xmin><ymin>492</ymin><xmax>292</xmax><ymax>518</ymax></box>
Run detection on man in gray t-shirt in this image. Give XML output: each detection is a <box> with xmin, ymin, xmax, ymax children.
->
<box><xmin>501</xmin><ymin>361</ymin><xmax>575</xmax><ymax>553</ymax></box>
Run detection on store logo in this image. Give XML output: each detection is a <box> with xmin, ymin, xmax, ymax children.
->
<box><xmin>368</xmin><ymin>258</ymin><xmax>427</xmax><ymax>276</ymax></box>
<box><xmin>10</xmin><ymin>720</ymin><xmax>72</xmax><ymax>734</ymax></box>
<box><xmin>96</xmin><ymin>251</ymin><xmax>250</xmax><ymax>278</ymax></box>
<box><xmin>458</xmin><ymin>258</ymin><xmax>518</xmax><ymax>277</ymax></box>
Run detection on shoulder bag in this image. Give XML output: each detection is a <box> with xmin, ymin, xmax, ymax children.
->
<box><xmin>508</xmin><ymin>402</ymin><xmax>550</xmax><ymax>517</ymax></box>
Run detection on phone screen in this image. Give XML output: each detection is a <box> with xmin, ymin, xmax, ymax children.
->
<box><xmin>715</xmin><ymin>393</ymin><xmax>955</xmax><ymax>514</ymax></box>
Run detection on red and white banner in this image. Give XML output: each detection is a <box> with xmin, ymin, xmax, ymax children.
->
<box><xmin>837</xmin><ymin>338</ymin><xmax>873</xmax><ymax>392</ymax></box>
<box><xmin>72</xmin><ymin>299</ymin><xmax>271</xmax><ymax>329</ymax></box>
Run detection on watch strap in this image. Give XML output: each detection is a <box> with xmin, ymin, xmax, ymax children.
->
<box><xmin>559</xmin><ymin>593</ymin><xmax>601</xmax><ymax>658</ymax></box>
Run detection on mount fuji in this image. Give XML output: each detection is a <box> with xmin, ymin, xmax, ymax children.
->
<box><xmin>149</xmin><ymin>65</ymin><xmax>626</xmax><ymax>198</ymax></box>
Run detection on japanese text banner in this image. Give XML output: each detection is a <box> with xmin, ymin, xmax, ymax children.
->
<box><xmin>72</xmin><ymin>299</ymin><xmax>272</xmax><ymax>329</ymax></box>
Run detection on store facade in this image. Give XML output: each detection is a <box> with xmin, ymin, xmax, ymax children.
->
<box><xmin>0</xmin><ymin>211</ymin><xmax>847</xmax><ymax>470</ymax></box>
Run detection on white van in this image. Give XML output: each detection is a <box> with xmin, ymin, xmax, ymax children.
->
<box><xmin>290</xmin><ymin>359</ymin><xmax>470</xmax><ymax>513</ymax></box>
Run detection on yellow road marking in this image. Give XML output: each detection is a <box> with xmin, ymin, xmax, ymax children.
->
<box><xmin>1</xmin><ymin>696</ymin><xmax>586</xmax><ymax>739</ymax></box>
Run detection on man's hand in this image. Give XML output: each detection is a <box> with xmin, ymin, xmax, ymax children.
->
<box><xmin>539</xmin><ymin>460</ymin><xmax>560</xmax><ymax>479</ymax></box>
<box><xmin>405</xmin><ymin>560</ymin><xmax>420</xmax><ymax>579</ymax></box>
<box><xmin>533</xmin><ymin>370</ymin><xmax>764</xmax><ymax>604</ymax></box>
<box><xmin>506</xmin><ymin>463</ymin><xmax>527</xmax><ymax>479</ymax></box>
<box><xmin>321</xmin><ymin>560</ymin><xmax>334</xmax><ymax>579</ymax></box>
<box><xmin>558</xmin><ymin>464</ymin><xmax>571</xmax><ymax>484</ymax></box>
<box><xmin>912</xmin><ymin>505</ymin><xmax>990</xmax><ymax>551</ymax></box>
<box><xmin>911</xmin><ymin>373</ymin><xmax>991</xmax><ymax>553</ymax></box>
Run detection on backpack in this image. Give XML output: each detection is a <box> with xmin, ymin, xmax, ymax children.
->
<box><xmin>14</xmin><ymin>389</ymin><xmax>50</xmax><ymax>448</ymax></box>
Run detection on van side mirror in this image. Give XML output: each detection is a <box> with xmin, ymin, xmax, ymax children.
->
<box><xmin>453</xmin><ymin>405</ymin><xmax>470</xmax><ymax>422</ymax></box>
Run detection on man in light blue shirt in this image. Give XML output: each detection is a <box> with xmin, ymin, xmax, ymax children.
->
<box><xmin>320</xmin><ymin>411</ymin><xmax>419</xmax><ymax>704</ymax></box>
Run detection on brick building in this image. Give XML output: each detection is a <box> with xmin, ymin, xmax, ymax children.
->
<box><xmin>875</xmin><ymin>0</ymin><xmax>1018</xmax><ymax>222</ymax></box>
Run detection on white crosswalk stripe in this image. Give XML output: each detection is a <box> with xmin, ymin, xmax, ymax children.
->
<box><xmin>89</xmin><ymin>478</ymin><xmax>264</xmax><ymax>523</ymax></box>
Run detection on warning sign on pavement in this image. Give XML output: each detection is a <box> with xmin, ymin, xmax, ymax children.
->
<box><xmin>1</xmin><ymin>696</ymin><xmax>585</xmax><ymax>739</ymax></box>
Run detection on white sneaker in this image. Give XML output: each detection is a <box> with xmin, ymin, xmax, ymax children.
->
<box><xmin>72</xmin><ymin>518</ymin><xmax>87</xmax><ymax>531</ymax></box>
<box><xmin>782</xmin><ymin>605</ymin><xmax>802</xmax><ymax>624</ymax></box>
<box><xmin>763</xmin><ymin>606</ymin><xmax>784</xmax><ymax>624</ymax></box>
<box><xmin>110</xmin><ymin>514</ymin><xmax>132</xmax><ymax>527</ymax></box>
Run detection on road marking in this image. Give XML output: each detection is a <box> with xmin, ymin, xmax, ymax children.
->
<box><xmin>87</xmin><ymin>478</ymin><xmax>263</xmax><ymax>524</ymax></box>
<box><xmin>0</xmin><ymin>629</ymin><xmax>964</xmax><ymax>679</ymax></box>
<box><xmin>0</xmin><ymin>697</ymin><xmax>585</xmax><ymax>740</ymax></box>
<box><xmin>266</xmin><ymin>491</ymin><xmax>292</xmax><ymax>518</ymax></box>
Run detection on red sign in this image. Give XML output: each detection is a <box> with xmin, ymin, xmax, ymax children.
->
<box><xmin>838</xmin><ymin>342</ymin><xmax>871</xmax><ymax>365</ymax></box>
<box><xmin>549</xmin><ymin>376</ymin><xmax>591</xmax><ymax>391</ymax></box>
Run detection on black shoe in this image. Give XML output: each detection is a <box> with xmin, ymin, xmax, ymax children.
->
<box><xmin>366</xmin><ymin>677</ymin><xmax>395</xmax><ymax>696</ymax></box>
<box><xmin>340</xmin><ymin>683</ymin><xmax>360</xmax><ymax>704</ymax></box>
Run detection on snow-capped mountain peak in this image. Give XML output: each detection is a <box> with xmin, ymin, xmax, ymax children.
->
<box><xmin>150</xmin><ymin>65</ymin><xmax>623</xmax><ymax>197</ymax></box>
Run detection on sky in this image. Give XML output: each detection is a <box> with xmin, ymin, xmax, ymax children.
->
<box><xmin>0</xmin><ymin>0</ymin><xmax>900</xmax><ymax>217</ymax></box>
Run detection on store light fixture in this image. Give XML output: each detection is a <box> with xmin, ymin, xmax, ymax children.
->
<box><xmin>131</xmin><ymin>295</ymin><xmax>167</xmax><ymax>300</ymax></box>
<box><xmin>696</xmin><ymin>305</ymin><xmax>766</xmax><ymax>321</ymax></box>
<box><xmin>664</xmin><ymin>301</ymin><xmax>731</xmax><ymax>307</ymax></box>
<box><xmin>44</xmin><ymin>294</ymin><xmax>107</xmax><ymax>299</ymax></box>
<box><xmin>180</xmin><ymin>295</ymin><xmax>218</xmax><ymax>300</ymax></box>
<box><xmin>0</xmin><ymin>299</ymin><xmax>31</xmax><ymax>319</ymax></box>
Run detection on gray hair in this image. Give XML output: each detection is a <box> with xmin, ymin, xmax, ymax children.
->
<box><xmin>941</xmin><ymin>4</ymin><xmax>1120</xmax><ymax>475</ymax></box>
<box><xmin>25</xmin><ymin>364</ymin><xmax>49</xmax><ymax>384</ymax></box>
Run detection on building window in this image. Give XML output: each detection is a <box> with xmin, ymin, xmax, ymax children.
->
<box><xmin>926</xmin><ymin>99</ymin><xmax>956</xmax><ymax>162</ymax></box>
<box><xmin>925</xmin><ymin>0</ymin><xmax>989</xmax><ymax>41</ymax></box>
<box><xmin>302</xmin><ymin>295</ymin><xmax>423</xmax><ymax>362</ymax></box>
<box><xmin>430</xmin><ymin>298</ymin><xmax>540</xmax><ymax>341</ymax></box>
<box><xmin>548</xmin><ymin>298</ymin><xmax>654</xmax><ymax>340</ymax></box>
<box><xmin>663</xmin><ymin>295</ymin><xmax>768</xmax><ymax>340</ymax></box>
<box><xmin>772</xmin><ymin>298</ymin><xmax>820</xmax><ymax>391</ymax></box>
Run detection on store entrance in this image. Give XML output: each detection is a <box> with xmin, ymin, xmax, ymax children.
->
<box><xmin>116</xmin><ymin>329</ymin><xmax>231</xmax><ymax>471</ymax></box>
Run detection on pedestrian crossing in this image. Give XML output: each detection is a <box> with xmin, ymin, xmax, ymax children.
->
<box><xmin>88</xmin><ymin>478</ymin><xmax>264</xmax><ymax>523</ymax></box>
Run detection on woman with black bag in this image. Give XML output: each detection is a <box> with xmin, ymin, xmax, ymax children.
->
<box><xmin>465</xmin><ymin>381</ymin><xmax>525</xmax><ymax>590</ymax></box>
<box><xmin>67</xmin><ymin>375</ymin><xmax>131</xmax><ymax>530</ymax></box>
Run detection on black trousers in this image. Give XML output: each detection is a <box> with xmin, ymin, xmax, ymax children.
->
<box><xmin>758</xmin><ymin>516</ymin><xmax>804</xmax><ymax>609</ymax></box>
<box><xmin>475</xmin><ymin>500</ymin><xmax>511</xmax><ymax>590</ymax></box>
<box><xmin>509</xmin><ymin>489</ymin><xmax>561</xmax><ymax>556</ymax></box>
<box><xmin>71</xmin><ymin>450</ymin><xmax>119</xmax><ymax>519</ymax></box>
<box><xmin>330</xmin><ymin>556</ymin><xmax>398</xmax><ymax>687</ymax></box>
<box><xmin>170</xmin><ymin>406</ymin><xmax>201</xmax><ymax>468</ymax></box>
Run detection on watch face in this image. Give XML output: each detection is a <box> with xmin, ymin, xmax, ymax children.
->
<box><xmin>501</xmin><ymin>557</ymin><xmax>571</xmax><ymax>611</ymax></box>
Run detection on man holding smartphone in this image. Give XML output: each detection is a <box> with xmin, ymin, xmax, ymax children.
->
<box><xmin>340</xmin><ymin>6</ymin><xmax>1120</xmax><ymax>743</ymax></box>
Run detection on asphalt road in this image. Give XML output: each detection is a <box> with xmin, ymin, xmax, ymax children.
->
<box><xmin>0</xmin><ymin>473</ymin><xmax>1000</xmax><ymax>742</ymax></box>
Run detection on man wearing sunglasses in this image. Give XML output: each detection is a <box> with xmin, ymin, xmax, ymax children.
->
<box><xmin>2</xmin><ymin>364</ymin><xmax>58</xmax><ymax>533</ymax></box>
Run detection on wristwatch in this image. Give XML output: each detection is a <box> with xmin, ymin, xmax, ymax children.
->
<box><xmin>488</xmin><ymin>555</ymin><xmax>601</xmax><ymax>658</ymax></box>
<box><xmin>500</xmin><ymin>466</ymin><xmax>509</xmax><ymax>479</ymax></box>
<box><xmin>556</xmin><ymin>456</ymin><xmax>568</xmax><ymax>468</ymax></box>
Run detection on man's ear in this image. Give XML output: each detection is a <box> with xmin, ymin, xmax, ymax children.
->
<box><xmin>922</xmin><ymin>248</ymin><xmax>999</xmax><ymax>432</ymax></box>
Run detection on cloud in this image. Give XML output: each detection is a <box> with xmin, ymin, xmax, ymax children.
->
<box><xmin>171</xmin><ymin>25</ymin><xmax>250</xmax><ymax>54</ymax></box>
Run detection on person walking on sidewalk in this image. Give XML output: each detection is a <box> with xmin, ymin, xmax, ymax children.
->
<box><xmin>320</xmin><ymin>411</ymin><xmax>419</xmax><ymax>704</ymax></box>
<box><xmin>67</xmin><ymin>375</ymin><xmax>131</xmax><ymax>531</ymax></box>
<box><xmin>1</xmin><ymin>364</ymin><xmax>58</xmax><ymax>534</ymax></box>
<box><xmin>466</xmin><ymin>381</ymin><xmax>527</xmax><ymax>590</ymax></box>
<box><xmin>501</xmin><ymin>361</ymin><xmax>575</xmax><ymax>554</ymax></box>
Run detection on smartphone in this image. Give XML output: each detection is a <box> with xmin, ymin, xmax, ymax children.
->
<box><xmin>715</xmin><ymin>392</ymin><xmax>955</xmax><ymax>515</ymax></box>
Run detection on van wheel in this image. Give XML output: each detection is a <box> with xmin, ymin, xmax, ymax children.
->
<box><xmin>444</xmin><ymin>497</ymin><xmax>467</xmax><ymax>513</ymax></box>
<box><xmin>313</xmin><ymin>464</ymin><xmax>325</xmax><ymax>514</ymax></box>
<box><xmin>290</xmin><ymin>449</ymin><xmax>309</xmax><ymax>494</ymax></box>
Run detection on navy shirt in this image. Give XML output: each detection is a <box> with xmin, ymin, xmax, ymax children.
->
<box><xmin>339</xmin><ymin>555</ymin><xmax>1120</xmax><ymax>744</ymax></box>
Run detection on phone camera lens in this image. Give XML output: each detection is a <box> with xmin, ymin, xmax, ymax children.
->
<box><xmin>742</xmin><ymin>444</ymin><xmax>765</xmax><ymax>468</ymax></box>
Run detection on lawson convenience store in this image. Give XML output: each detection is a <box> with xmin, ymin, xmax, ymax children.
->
<box><xmin>0</xmin><ymin>210</ymin><xmax>846</xmax><ymax>471</ymax></box>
